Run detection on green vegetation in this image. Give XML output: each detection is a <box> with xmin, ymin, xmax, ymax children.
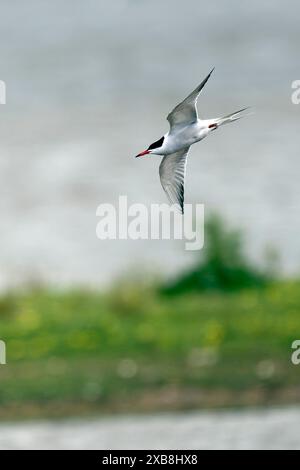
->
<box><xmin>0</xmin><ymin>281</ymin><xmax>300</xmax><ymax>419</ymax></box>
<box><xmin>0</xmin><ymin>215</ymin><xmax>299</xmax><ymax>420</ymax></box>
<box><xmin>162</xmin><ymin>214</ymin><xmax>272</xmax><ymax>294</ymax></box>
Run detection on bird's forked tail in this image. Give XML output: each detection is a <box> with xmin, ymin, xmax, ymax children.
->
<box><xmin>215</xmin><ymin>107</ymin><xmax>251</xmax><ymax>127</ymax></box>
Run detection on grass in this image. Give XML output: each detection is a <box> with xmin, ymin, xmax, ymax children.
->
<box><xmin>162</xmin><ymin>214</ymin><xmax>272</xmax><ymax>294</ymax></box>
<box><xmin>0</xmin><ymin>215</ymin><xmax>298</xmax><ymax>420</ymax></box>
<box><xmin>0</xmin><ymin>280</ymin><xmax>300</xmax><ymax>419</ymax></box>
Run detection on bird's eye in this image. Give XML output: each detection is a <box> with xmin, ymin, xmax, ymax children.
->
<box><xmin>208</xmin><ymin>124</ymin><xmax>217</xmax><ymax>129</ymax></box>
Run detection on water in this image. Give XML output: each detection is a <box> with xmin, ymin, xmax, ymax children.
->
<box><xmin>0</xmin><ymin>0</ymin><xmax>299</xmax><ymax>289</ymax></box>
<box><xmin>0</xmin><ymin>407</ymin><xmax>299</xmax><ymax>450</ymax></box>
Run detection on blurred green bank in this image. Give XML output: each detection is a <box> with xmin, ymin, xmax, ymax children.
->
<box><xmin>0</xmin><ymin>217</ymin><xmax>299</xmax><ymax>420</ymax></box>
<box><xmin>0</xmin><ymin>280</ymin><xmax>299</xmax><ymax>420</ymax></box>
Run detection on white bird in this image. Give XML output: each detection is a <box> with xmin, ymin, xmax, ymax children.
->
<box><xmin>135</xmin><ymin>68</ymin><xmax>249</xmax><ymax>213</ymax></box>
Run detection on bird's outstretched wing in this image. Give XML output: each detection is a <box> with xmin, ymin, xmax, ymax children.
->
<box><xmin>159</xmin><ymin>147</ymin><xmax>190</xmax><ymax>213</ymax></box>
<box><xmin>167</xmin><ymin>68</ymin><xmax>214</xmax><ymax>131</ymax></box>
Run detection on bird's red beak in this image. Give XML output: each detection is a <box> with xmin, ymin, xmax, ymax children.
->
<box><xmin>135</xmin><ymin>150</ymin><xmax>150</xmax><ymax>158</ymax></box>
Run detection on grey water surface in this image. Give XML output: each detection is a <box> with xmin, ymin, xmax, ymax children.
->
<box><xmin>0</xmin><ymin>0</ymin><xmax>299</xmax><ymax>289</ymax></box>
<box><xmin>0</xmin><ymin>407</ymin><xmax>299</xmax><ymax>450</ymax></box>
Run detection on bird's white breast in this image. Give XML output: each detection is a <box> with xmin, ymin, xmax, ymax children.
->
<box><xmin>164</xmin><ymin>121</ymin><xmax>208</xmax><ymax>154</ymax></box>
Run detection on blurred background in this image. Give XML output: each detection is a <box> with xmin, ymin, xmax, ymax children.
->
<box><xmin>0</xmin><ymin>0</ymin><xmax>300</xmax><ymax>449</ymax></box>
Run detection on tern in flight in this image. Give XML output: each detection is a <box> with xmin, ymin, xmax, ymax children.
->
<box><xmin>135</xmin><ymin>68</ymin><xmax>249</xmax><ymax>213</ymax></box>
